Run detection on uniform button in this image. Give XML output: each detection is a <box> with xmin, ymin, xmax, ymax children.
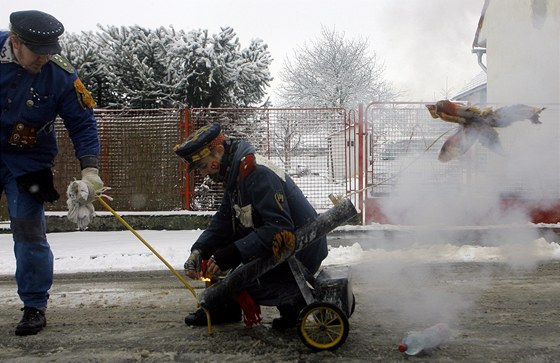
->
<box><xmin>7</xmin><ymin>99</ymin><xmax>12</xmax><ymax>103</ymax></box>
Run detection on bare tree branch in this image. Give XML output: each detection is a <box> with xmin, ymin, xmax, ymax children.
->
<box><xmin>277</xmin><ymin>26</ymin><xmax>399</xmax><ymax>108</ymax></box>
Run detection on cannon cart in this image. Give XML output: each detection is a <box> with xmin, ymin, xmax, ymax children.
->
<box><xmin>200</xmin><ymin>198</ymin><xmax>358</xmax><ymax>351</ymax></box>
<box><xmin>288</xmin><ymin>257</ymin><xmax>356</xmax><ymax>351</ymax></box>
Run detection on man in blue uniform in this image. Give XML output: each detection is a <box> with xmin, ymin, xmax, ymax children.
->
<box><xmin>176</xmin><ymin>123</ymin><xmax>328</xmax><ymax>329</ymax></box>
<box><xmin>0</xmin><ymin>10</ymin><xmax>103</xmax><ymax>336</ymax></box>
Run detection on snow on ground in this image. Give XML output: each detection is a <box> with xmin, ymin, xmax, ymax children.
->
<box><xmin>1</xmin><ymin>225</ymin><xmax>559</xmax><ymax>275</ymax></box>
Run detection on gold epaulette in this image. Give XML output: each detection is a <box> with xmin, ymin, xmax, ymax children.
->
<box><xmin>51</xmin><ymin>54</ymin><xmax>75</xmax><ymax>74</ymax></box>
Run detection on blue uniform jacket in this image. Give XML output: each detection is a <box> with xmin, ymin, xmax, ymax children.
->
<box><xmin>0</xmin><ymin>32</ymin><xmax>99</xmax><ymax>177</ymax></box>
<box><xmin>193</xmin><ymin>140</ymin><xmax>328</xmax><ymax>275</ymax></box>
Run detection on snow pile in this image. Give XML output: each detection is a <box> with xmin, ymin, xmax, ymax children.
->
<box><xmin>1</xmin><ymin>229</ymin><xmax>558</xmax><ymax>275</ymax></box>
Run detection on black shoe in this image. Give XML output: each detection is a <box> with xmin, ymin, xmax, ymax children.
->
<box><xmin>272</xmin><ymin>315</ymin><xmax>298</xmax><ymax>330</ymax></box>
<box><xmin>272</xmin><ymin>302</ymin><xmax>305</xmax><ymax>330</ymax></box>
<box><xmin>15</xmin><ymin>307</ymin><xmax>47</xmax><ymax>336</ymax></box>
<box><xmin>185</xmin><ymin>301</ymin><xmax>242</xmax><ymax>326</ymax></box>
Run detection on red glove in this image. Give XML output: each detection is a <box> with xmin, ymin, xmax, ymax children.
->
<box><xmin>234</xmin><ymin>289</ymin><xmax>262</xmax><ymax>327</ymax></box>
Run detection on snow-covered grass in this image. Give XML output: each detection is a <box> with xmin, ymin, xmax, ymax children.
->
<box><xmin>1</xmin><ymin>226</ymin><xmax>559</xmax><ymax>276</ymax></box>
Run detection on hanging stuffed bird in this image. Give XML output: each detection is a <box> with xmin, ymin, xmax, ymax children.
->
<box><xmin>426</xmin><ymin>100</ymin><xmax>545</xmax><ymax>162</ymax></box>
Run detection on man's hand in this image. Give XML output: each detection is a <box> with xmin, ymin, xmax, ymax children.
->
<box><xmin>209</xmin><ymin>244</ymin><xmax>242</xmax><ymax>275</ymax></box>
<box><xmin>16</xmin><ymin>168</ymin><xmax>60</xmax><ymax>203</ymax></box>
<box><xmin>81</xmin><ymin>168</ymin><xmax>104</xmax><ymax>202</ymax></box>
<box><xmin>184</xmin><ymin>249</ymin><xmax>203</xmax><ymax>279</ymax></box>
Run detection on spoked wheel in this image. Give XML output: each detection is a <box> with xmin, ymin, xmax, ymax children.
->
<box><xmin>296</xmin><ymin>302</ymin><xmax>349</xmax><ymax>351</ymax></box>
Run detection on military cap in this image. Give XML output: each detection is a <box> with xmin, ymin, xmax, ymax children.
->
<box><xmin>10</xmin><ymin>10</ymin><xmax>64</xmax><ymax>55</ymax></box>
<box><xmin>174</xmin><ymin>123</ymin><xmax>224</xmax><ymax>172</ymax></box>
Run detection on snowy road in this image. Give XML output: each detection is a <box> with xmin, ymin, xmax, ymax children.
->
<box><xmin>1</xmin><ymin>260</ymin><xmax>560</xmax><ymax>362</ymax></box>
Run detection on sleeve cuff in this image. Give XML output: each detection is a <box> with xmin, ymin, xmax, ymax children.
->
<box><xmin>79</xmin><ymin>156</ymin><xmax>99</xmax><ymax>170</ymax></box>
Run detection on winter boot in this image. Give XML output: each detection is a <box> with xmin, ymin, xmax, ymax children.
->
<box><xmin>185</xmin><ymin>299</ymin><xmax>242</xmax><ymax>326</ymax></box>
<box><xmin>272</xmin><ymin>300</ymin><xmax>306</xmax><ymax>330</ymax></box>
<box><xmin>15</xmin><ymin>307</ymin><xmax>47</xmax><ymax>336</ymax></box>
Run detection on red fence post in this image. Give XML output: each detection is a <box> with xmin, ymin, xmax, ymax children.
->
<box><xmin>179</xmin><ymin>107</ymin><xmax>194</xmax><ymax>210</ymax></box>
<box><xmin>98</xmin><ymin>112</ymin><xmax>109</xmax><ymax>184</ymax></box>
<box><xmin>357</xmin><ymin>103</ymin><xmax>365</xmax><ymax>224</ymax></box>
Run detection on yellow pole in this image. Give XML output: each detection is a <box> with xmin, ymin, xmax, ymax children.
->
<box><xmin>95</xmin><ymin>195</ymin><xmax>213</xmax><ymax>335</ymax></box>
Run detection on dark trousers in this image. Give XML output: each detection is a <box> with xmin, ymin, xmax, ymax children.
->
<box><xmin>0</xmin><ymin>159</ymin><xmax>52</xmax><ymax>308</ymax></box>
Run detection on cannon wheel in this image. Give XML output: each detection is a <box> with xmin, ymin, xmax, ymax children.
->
<box><xmin>296</xmin><ymin>302</ymin><xmax>349</xmax><ymax>351</ymax></box>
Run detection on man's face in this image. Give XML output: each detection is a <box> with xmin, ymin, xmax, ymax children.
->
<box><xmin>11</xmin><ymin>36</ymin><xmax>51</xmax><ymax>74</ymax></box>
<box><xmin>193</xmin><ymin>153</ymin><xmax>223</xmax><ymax>182</ymax></box>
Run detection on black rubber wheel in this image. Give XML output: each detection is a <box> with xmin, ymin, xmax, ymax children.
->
<box><xmin>296</xmin><ymin>302</ymin><xmax>349</xmax><ymax>351</ymax></box>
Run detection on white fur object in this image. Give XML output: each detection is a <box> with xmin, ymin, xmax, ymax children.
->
<box><xmin>255</xmin><ymin>154</ymin><xmax>285</xmax><ymax>181</ymax></box>
<box><xmin>67</xmin><ymin>180</ymin><xmax>96</xmax><ymax>230</ymax></box>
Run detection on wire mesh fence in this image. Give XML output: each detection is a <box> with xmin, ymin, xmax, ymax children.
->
<box><xmin>360</xmin><ymin>102</ymin><xmax>560</xmax><ymax>224</ymax></box>
<box><xmin>1</xmin><ymin>107</ymin><xmax>350</xmax><ymax>220</ymax></box>
<box><xmin>365</xmin><ymin>102</ymin><xmax>465</xmax><ymax>196</ymax></box>
<box><xmin>1</xmin><ymin>102</ymin><xmax>557</xmax><ymax>224</ymax></box>
<box><xmin>364</xmin><ymin>102</ymin><xmax>560</xmax><ymax>199</ymax></box>
<box><xmin>52</xmin><ymin>108</ymin><xmax>184</xmax><ymax>212</ymax></box>
<box><xmin>185</xmin><ymin>108</ymin><xmax>348</xmax><ymax>210</ymax></box>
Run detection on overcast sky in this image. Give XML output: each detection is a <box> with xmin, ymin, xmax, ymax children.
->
<box><xmin>1</xmin><ymin>0</ymin><xmax>486</xmax><ymax>104</ymax></box>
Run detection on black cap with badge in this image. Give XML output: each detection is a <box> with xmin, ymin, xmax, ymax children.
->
<box><xmin>174</xmin><ymin>123</ymin><xmax>224</xmax><ymax>172</ymax></box>
<box><xmin>10</xmin><ymin>10</ymin><xmax>64</xmax><ymax>55</ymax></box>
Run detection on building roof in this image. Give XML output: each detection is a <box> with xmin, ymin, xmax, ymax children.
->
<box><xmin>453</xmin><ymin>71</ymin><xmax>487</xmax><ymax>99</ymax></box>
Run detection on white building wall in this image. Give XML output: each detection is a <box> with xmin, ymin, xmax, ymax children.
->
<box><xmin>483</xmin><ymin>0</ymin><xmax>559</xmax><ymax>105</ymax></box>
<box><xmin>478</xmin><ymin>0</ymin><xmax>559</xmax><ymax>199</ymax></box>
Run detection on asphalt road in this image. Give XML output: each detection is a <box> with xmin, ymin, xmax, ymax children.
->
<box><xmin>1</xmin><ymin>259</ymin><xmax>560</xmax><ymax>362</ymax></box>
